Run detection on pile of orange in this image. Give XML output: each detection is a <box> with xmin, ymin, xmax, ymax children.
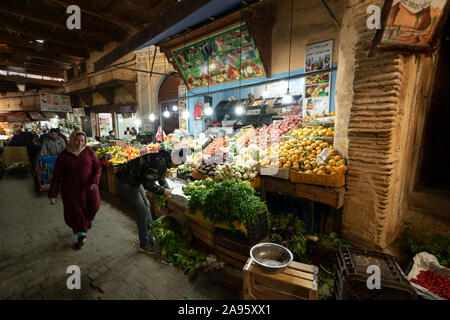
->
<box><xmin>289</xmin><ymin>125</ymin><xmax>334</xmax><ymax>139</ymax></box>
<box><xmin>124</xmin><ymin>145</ymin><xmax>140</xmax><ymax>160</ymax></box>
<box><xmin>278</xmin><ymin>137</ymin><xmax>347</xmax><ymax>175</ymax></box>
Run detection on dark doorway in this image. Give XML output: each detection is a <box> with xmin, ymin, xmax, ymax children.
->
<box><xmin>419</xmin><ymin>18</ymin><xmax>450</xmax><ymax>190</ymax></box>
<box><xmin>158</xmin><ymin>74</ymin><xmax>181</xmax><ymax>135</ymax></box>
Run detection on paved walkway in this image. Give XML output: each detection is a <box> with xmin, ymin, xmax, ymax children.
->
<box><xmin>0</xmin><ymin>172</ymin><xmax>242</xmax><ymax>300</ymax></box>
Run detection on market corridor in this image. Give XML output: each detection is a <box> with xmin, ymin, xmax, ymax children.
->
<box><xmin>0</xmin><ymin>174</ymin><xmax>242</xmax><ymax>300</ymax></box>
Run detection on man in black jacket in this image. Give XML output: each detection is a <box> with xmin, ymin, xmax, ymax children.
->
<box><xmin>115</xmin><ymin>149</ymin><xmax>174</xmax><ymax>254</ymax></box>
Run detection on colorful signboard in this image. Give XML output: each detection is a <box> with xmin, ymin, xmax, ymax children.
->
<box><xmin>40</xmin><ymin>93</ymin><xmax>73</xmax><ymax>112</ymax></box>
<box><xmin>382</xmin><ymin>0</ymin><xmax>448</xmax><ymax>46</ymax></box>
<box><xmin>305</xmin><ymin>40</ymin><xmax>333</xmax><ymax>73</ymax></box>
<box><xmin>172</xmin><ymin>24</ymin><xmax>266</xmax><ymax>90</ymax></box>
<box><xmin>303</xmin><ymin>40</ymin><xmax>333</xmax><ymax>121</ymax></box>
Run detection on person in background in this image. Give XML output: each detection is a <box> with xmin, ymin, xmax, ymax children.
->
<box><xmin>130</xmin><ymin>127</ymin><xmax>137</xmax><ymax>136</ymax></box>
<box><xmin>41</xmin><ymin>128</ymin><xmax>66</xmax><ymax>156</ymax></box>
<box><xmin>48</xmin><ymin>130</ymin><xmax>101</xmax><ymax>250</ymax></box>
<box><xmin>107</xmin><ymin>130</ymin><xmax>116</xmax><ymax>141</ymax></box>
<box><xmin>115</xmin><ymin>149</ymin><xmax>174</xmax><ymax>254</ymax></box>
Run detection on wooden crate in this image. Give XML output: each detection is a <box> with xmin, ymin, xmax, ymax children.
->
<box><xmin>189</xmin><ymin>219</ymin><xmax>215</xmax><ymax>248</ymax></box>
<box><xmin>99</xmin><ymin>168</ymin><xmax>108</xmax><ymax>192</ymax></box>
<box><xmin>184</xmin><ymin>210</ymin><xmax>247</xmax><ymax>234</ymax></box>
<box><xmin>295</xmin><ymin>183</ymin><xmax>345</xmax><ymax>209</ymax></box>
<box><xmin>215</xmin><ymin>235</ymin><xmax>269</xmax><ymax>270</ymax></box>
<box><xmin>106</xmin><ymin>165</ymin><xmax>121</xmax><ymax>195</ymax></box>
<box><xmin>290</xmin><ymin>170</ymin><xmax>346</xmax><ymax>187</ymax></box>
<box><xmin>3</xmin><ymin>146</ymin><xmax>30</xmax><ymax>167</ymax></box>
<box><xmin>258</xmin><ymin>166</ymin><xmax>290</xmax><ymax>180</ymax></box>
<box><xmin>243</xmin><ymin>258</ymin><xmax>319</xmax><ymax>300</ymax></box>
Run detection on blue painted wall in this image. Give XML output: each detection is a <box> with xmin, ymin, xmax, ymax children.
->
<box><xmin>186</xmin><ymin>63</ymin><xmax>338</xmax><ymax>135</ymax></box>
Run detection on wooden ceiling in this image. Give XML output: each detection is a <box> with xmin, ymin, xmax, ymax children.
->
<box><xmin>0</xmin><ymin>0</ymin><xmax>188</xmax><ymax>93</ymax></box>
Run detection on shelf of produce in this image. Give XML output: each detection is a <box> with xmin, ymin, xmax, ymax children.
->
<box><xmin>243</xmin><ymin>258</ymin><xmax>319</xmax><ymax>300</ymax></box>
<box><xmin>258</xmin><ymin>166</ymin><xmax>290</xmax><ymax>180</ymax></box>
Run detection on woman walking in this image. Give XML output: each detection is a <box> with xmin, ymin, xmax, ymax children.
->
<box><xmin>48</xmin><ymin>130</ymin><xmax>101</xmax><ymax>249</ymax></box>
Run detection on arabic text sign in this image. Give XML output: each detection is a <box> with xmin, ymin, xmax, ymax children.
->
<box><xmin>40</xmin><ymin>93</ymin><xmax>73</xmax><ymax>112</ymax></box>
<box><xmin>305</xmin><ymin>40</ymin><xmax>333</xmax><ymax>73</ymax></box>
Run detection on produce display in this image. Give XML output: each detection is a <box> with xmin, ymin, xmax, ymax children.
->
<box><xmin>95</xmin><ymin>146</ymin><xmax>128</xmax><ymax>165</ymax></box>
<box><xmin>182</xmin><ymin>178</ymin><xmax>216</xmax><ymax>196</ymax></box>
<box><xmin>123</xmin><ymin>145</ymin><xmax>140</xmax><ymax>161</ymax></box>
<box><xmin>214</xmin><ymin>148</ymin><xmax>258</xmax><ymax>182</ymax></box>
<box><xmin>185</xmin><ymin>180</ymin><xmax>267</xmax><ymax>231</ymax></box>
<box><xmin>289</xmin><ymin>125</ymin><xmax>334</xmax><ymax>139</ymax></box>
<box><xmin>177</xmin><ymin>164</ymin><xmax>193</xmax><ymax>180</ymax></box>
<box><xmin>249</xmin><ymin>116</ymin><xmax>300</xmax><ymax>149</ymax></box>
<box><xmin>410</xmin><ymin>270</ymin><xmax>450</xmax><ymax>300</ymax></box>
<box><xmin>140</xmin><ymin>143</ymin><xmax>160</xmax><ymax>154</ymax></box>
<box><xmin>149</xmin><ymin>216</ymin><xmax>205</xmax><ymax>278</ymax></box>
<box><xmin>203</xmin><ymin>137</ymin><xmax>229</xmax><ymax>156</ymax></box>
<box><xmin>196</xmin><ymin>162</ymin><xmax>217</xmax><ymax>176</ymax></box>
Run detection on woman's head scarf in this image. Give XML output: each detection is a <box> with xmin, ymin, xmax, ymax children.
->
<box><xmin>66</xmin><ymin>130</ymin><xmax>87</xmax><ymax>156</ymax></box>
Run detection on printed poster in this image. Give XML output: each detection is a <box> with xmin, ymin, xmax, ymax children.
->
<box><xmin>303</xmin><ymin>40</ymin><xmax>333</xmax><ymax>121</ymax></box>
<box><xmin>172</xmin><ymin>24</ymin><xmax>266</xmax><ymax>89</ymax></box>
<box><xmin>304</xmin><ymin>40</ymin><xmax>333</xmax><ymax>73</ymax></box>
<box><xmin>382</xmin><ymin>0</ymin><xmax>448</xmax><ymax>46</ymax></box>
<box><xmin>40</xmin><ymin>93</ymin><xmax>73</xmax><ymax>112</ymax></box>
<box><xmin>179</xmin><ymin>100</ymin><xmax>188</xmax><ymax>132</ymax></box>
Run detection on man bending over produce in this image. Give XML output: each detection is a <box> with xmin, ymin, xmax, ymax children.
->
<box><xmin>115</xmin><ymin>149</ymin><xmax>175</xmax><ymax>254</ymax></box>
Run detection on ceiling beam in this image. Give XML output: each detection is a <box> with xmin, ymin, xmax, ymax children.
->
<box><xmin>0</xmin><ymin>32</ymin><xmax>89</xmax><ymax>59</ymax></box>
<box><xmin>48</xmin><ymin>0</ymin><xmax>141</xmax><ymax>30</ymax></box>
<box><xmin>0</xmin><ymin>2</ymin><xmax>126</xmax><ymax>43</ymax></box>
<box><xmin>0</xmin><ymin>43</ymin><xmax>78</xmax><ymax>65</ymax></box>
<box><xmin>0</xmin><ymin>14</ymin><xmax>104</xmax><ymax>51</ymax></box>
<box><xmin>94</xmin><ymin>0</ymin><xmax>213</xmax><ymax>72</ymax></box>
<box><xmin>0</xmin><ymin>59</ymin><xmax>64</xmax><ymax>77</ymax></box>
<box><xmin>0</xmin><ymin>52</ymin><xmax>71</xmax><ymax>71</ymax></box>
<box><xmin>0</xmin><ymin>75</ymin><xmax>63</xmax><ymax>87</ymax></box>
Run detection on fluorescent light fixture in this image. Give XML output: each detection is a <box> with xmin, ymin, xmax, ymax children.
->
<box><xmin>16</xmin><ymin>83</ymin><xmax>26</xmax><ymax>92</ymax></box>
<box><xmin>163</xmin><ymin>110</ymin><xmax>171</xmax><ymax>118</ymax></box>
<box><xmin>35</xmin><ymin>39</ymin><xmax>45</xmax><ymax>44</ymax></box>
<box><xmin>182</xmin><ymin>110</ymin><xmax>190</xmax><ymax>119</ymax></box>
<box><xmin>235</xmin><ymin>105</ymin><xmax>244</xmax><ymax>116</ymax></box>
<box><xmin>262</xmin><ymin>86</ymin><xmax>269</xmax><ymax>98</ymax></box>
<box><xmin>172</xmin><ymin>105</ymin><xmax>178</xmax><ymax>111</ymax></box>
<box><xmin>149</xmin><ymin>113</ymin><xmax>156</xmax><ymax>122</ymax></box>
<box><xmin>282</xmin><ymin>89</ymin><xmax>293</xmax><ymax>104</ymax></box>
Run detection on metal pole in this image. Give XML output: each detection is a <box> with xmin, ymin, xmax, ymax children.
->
<box><xmin>319</xmin><ymin>0</ymin><xmax>340</xmax><ymax>27</ymax></box>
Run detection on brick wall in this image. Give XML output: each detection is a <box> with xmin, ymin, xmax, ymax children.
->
<box><xmin>341</xmin><ymin>0</ymin><xmax>423</xmax><ymax>249</ymax></box>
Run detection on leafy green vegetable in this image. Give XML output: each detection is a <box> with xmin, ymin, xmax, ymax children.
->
<box><xmin>150</xmin><ymin>216</ymin><xmax>205</xmax><ymax>278</ymax></box>
<box><xmin>153</xmin><ymin>194</ymin><xmax>169</xmax><ymax>210</ymax></box>
<box><xmin>397</xmin><ymin>219</ymin><xmax>450</xmax><ymax>268</ymax></box>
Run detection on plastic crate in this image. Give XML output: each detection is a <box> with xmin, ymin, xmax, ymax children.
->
<box><xmin>214</xmin><ymin>210</ymin><xmax>269</xmax><ymax>246</ymax></box>
<box><xmin>335</xmin><ymin>247</ymin><xmax>417</xmax><ymax>300</ymax></box>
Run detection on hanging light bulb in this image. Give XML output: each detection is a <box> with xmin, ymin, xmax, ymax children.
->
<box><xmin>204</xmin><ymin>102</ymin><xmax>212</xmax><ymax>116</ymax></box>
<box><xmin>172</xmin><ymin>105</ymin><xmax>178</xmax><ymax>112</ymax></box>
<box><xmin>163</xmin><ymin>110</ymin><xmax>171</xmax><ymax>118</ymax></box>
<box><xmin>262</xmin><ymin>85</ymin><xmax>269</xmax><ymax>99</ymax></box>
<box><xmin>149</xmin><ymin>113</ymin><xmax>156</xmax><ymax>122</ymax></box>
<box><xmin>283</xmin><ymin>88</ymin><xmax>293</xmax><ymax>104</ymax></box>
<box><xmin>182</xmin><ymin>110</ymin><xmax>189</xmax><ymax>119</ymax></box>
<box><xmin>235</xmin><ymin>104</ymin><xmax>244</xmax><ymax>116</ymax></box>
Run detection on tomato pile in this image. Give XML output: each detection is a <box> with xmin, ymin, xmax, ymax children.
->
<box><xmin>410</xmin><ymin>270</ymin><xmax>450</xmax><ymax>300</ymax></box>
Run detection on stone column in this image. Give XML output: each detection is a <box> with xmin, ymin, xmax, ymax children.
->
<box><xmin>340</xmin><ymin>0</ymin><xmax>425</xmax><ymax>249</ymax></box>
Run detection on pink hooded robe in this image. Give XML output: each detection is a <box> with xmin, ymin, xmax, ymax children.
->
<box><xmin>48</xmin><ymin>131</ymin><xmax>101</xmax><ymax>233</ymax></box>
